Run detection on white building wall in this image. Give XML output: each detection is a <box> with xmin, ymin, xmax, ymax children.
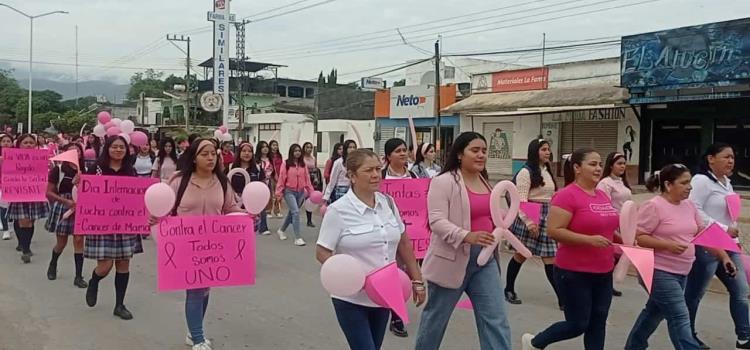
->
<box><xmin>317</xmin><ymin>119</ymin><xmax>375</xmax><ymax>164</ymax></box>
<box><xmin>405</xmin><ymin>58</ymin><xmax>526</xmax><ymax>86</ymax></box>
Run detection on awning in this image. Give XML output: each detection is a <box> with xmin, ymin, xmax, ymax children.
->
<box><xmin>444</xmin><ymin>85</ymin><xmax>629</xmax><ymax>114</ymax></box>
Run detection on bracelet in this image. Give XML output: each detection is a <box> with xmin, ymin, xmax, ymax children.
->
<box><xmin>411</xmin><ymin>280</ymin><xmax>425</xmax><ymax>286</ymax></box>
<box><xmin>412</xmin><ymin>285</ymin><xmax>426</xmax><ymax>292</ymax></box>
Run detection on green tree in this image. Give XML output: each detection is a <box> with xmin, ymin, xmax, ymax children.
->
<box><xmin>0</xmin><ymin>69</ymin><xmax>24</xmax><ymax>117</ymax></box>
<box><xmin>327</xmin><ymin>69</ymin><xmax>338</xmax><ymax>87</ymax></box>
<box><xmin>317</xmin><ymin>71</ymin><xmax>326</xmax><ymax>86</ymax></box>
<box><xmin>14</xmin><ymin>90</ymin><xmax>63</xmax><ymax>119</ymax></box>
<box><xmin>127</xmin><ymin>69</ymin><xmax>166</xmax><ymax>100</ymax></box>
<box><xmin>163</xmin><ymin>74</ymin><xmax>186</xmax><ymax>91</ymax></box>
<box><xmin>61</xmin><ymin>96</ymin><xmax>98</xmax><ymax>111</ymax></box>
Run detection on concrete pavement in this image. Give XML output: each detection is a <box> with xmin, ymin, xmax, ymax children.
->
<box><xmin>0</xmin><ymin>214</ymin><xmax>740</xmax><ymax>350</ymax></box>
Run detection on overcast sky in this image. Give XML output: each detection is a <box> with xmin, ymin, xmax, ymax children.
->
<box><xmin>1</xmin><ymin>0</ymin><xmax>748</xmax><ymax>84</ymax></box>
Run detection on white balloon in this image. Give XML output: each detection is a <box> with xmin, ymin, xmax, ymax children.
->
<box><xmin>118</xmin><ymin>133</ymin><xmax>131</xmax><ymax>145</ymax></box>
<box><xmin>93</xmin><ymin>124</ymin><xmax>106</xmax><ymax>137</ymax></box>
<box><xmin>112</xmin><ymin>118</ymin><xmax>122</xmax><ymax>126</ymax></box>
<box><xmin>222</xmin><ymin>133</ymin><xmax>233</xmax><ymax>142</ymax></box>
<box><xmin>303</xmin><ymin>199</ymin><xmax>318</xmax><ymax>213</ymax></box>
<box><xmin>120</xmin><ymin>120</ymin><xmax>135</xmax><ymax>134</ymax></box>
<box><xmin>213</xmin><ymin>130</ymin><xmax>223</xmax><ymax>139</ymax></box>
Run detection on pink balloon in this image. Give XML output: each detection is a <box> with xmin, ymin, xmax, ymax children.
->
<box><xmin>320</xmin><ymin>254</ymin><xmax>366</xmax><ymax>297</ymax></box>
<box><xmin>106</xmin><ymin>126</ymin><xmax>121</xmax><ymax>137</ymax></box>
<box><xmin>104</xmin><ymin>121</ymin><xmax>115</xmax><ymax>130</ymax></box>
<box><xmin>97</xmin><ymin>111</ymin><xmax>112</xmax><ymax>124</ymax></box>
<box><xmin>242</xmin><ymin>182</ymin><xmax>271</xmax><ymax>215</ymax></box>
<box><xmin>219</xmin><ymin>125</ymin><xmax>228</xmax><ymax>133</ymax></box>
<box><xmin>144</xmin><ymin>183</ymin><xmax>176</xmax><ymax>217</ymax></box>
<box><xmin>83</xmin><ymin>149</ymin><xmax>96</xmax><ymax>160</ymax></box>
<box><xmin>130</xmin><ymin>131</ymin><xmax>148</xmax><ymax>147</ymax></box>
<box><xmin>478</xmin><ymin>181</ymin><xmax>529</xmax><ymax>266</ymax></box>
<box><xmin>309</xmin><ymin>191</ymin><xmax>324</xmax><ymax>205</ymax></box>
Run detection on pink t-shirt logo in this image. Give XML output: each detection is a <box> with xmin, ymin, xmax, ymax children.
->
<box><xmin>589</xmin><ymin>203</ymin><xmax>618</xmax><ymax>216</ymax></box>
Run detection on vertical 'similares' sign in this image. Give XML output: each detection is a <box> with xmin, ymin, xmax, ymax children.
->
<box><xmin>208</xmin><ymin>0</ymin><xmax>234</xmax><ymax>127</ymax></box>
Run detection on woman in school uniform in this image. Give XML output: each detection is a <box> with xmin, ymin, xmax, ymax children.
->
<box><xmin>0</xmin><ymin>133</ymin><xmax>14</xmax><ymax>241</ymax></box>
<box><xmin>322</xmin><ymin>139</ymin><xmax>358</xmax><ymax>204</ymax></box>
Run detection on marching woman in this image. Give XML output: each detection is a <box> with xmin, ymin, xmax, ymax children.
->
<box><xmin>324</xmin><ymin>143</ymin><xmax>343</xmax><ymax>184</ymax></box>
<box><xmin>521</xmin><ymin>148</ymin><xmax>619</xmax><ymax>350</ymax></box>
<box><xmin>84</xmin><ymin>135</ymin><xmax>142</xmax><ymax>320</ymax></box>
<box><xmin>151</xmin><ymin>137</ymin><xmax>179</xmax><ymax>182</ymax></box>
<box><xmin>230</xmin><ymin>142</ymin><xmax>269</xmax><ymax>235</ymax></box>
<box><xmin>411</xmin><ymin>143</ymin><xmax>442</xmax><ymax>179</ymax></box>
<box><xmin>269</xmin><ymin>140</ymin><xmax>284</xmax><ymax>217</ymax></box>
<box><xmin>415</xmin><ymin>132</ymin><xmax>512</xmax><ymax>350</ymax></box>
<box><xmin>505</xmin><ymin>139</ymin><xmax>560</xmax><ymax>307</ymax></box>
<box><xmin>8</xmin><ymin>133</ymin><xmax>49</xmax><ymax>263</ymax></box>
<box><xmin>257</xmin><ymin>141</ymin><xmax>275</xmax><ymax>228</ymax></box>
<box><xmin>685</xmin><ymin>143</ymin><xmax>750</xmax><ymax>349</ymax></box>
<box><xmin>45</xmin><ymin>143</ymin><xmax>88</xmax><ymax>288</ymax></box>
<box><xmin>303</xmin><ymin>142</ymin><xmax>323</xmax><ymax>228</ymax></box>
<box><xmin>275</xmin><ymin>144</ymin><xmax>314</xmax><ymax>246</ymax></box>
<box><xmin>133</xmin><ymin>142</ymin><xmax>155</xmax><ymax>178</ymax></box>
<box><xmin>597</xmin><ymin>152</ymin><xmax>633</xmax><ymax>297</ymax></box>
<box><xmin>624</xmin><ymin>164</ymin><xmax>736</xmax><ymax>350</ymax></box>
<box><xmin>0</xmin><ymin>133</ymin><xmax>13</xmax><ymax>240</ymax></box>
<box><xmin>316</xmin><ymin>149</ymin><xmax>425</xmax><ymax>350</ymax></box>
<box><xmin>220</xmin><ymin>141</ymin><xmax>235</xmax><ymax>170</ymax></box>
<box><xmin>167</xmin><ymin>138</ymin><xmax>243</xmax><ymax>350</ymax></box>
<box><xmin>322</xmin><ymin>139</ymin><xmax>358</xmax><ymax>204</ymax></box>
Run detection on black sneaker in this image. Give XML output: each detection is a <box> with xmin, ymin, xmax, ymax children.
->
<box><xmin>85</xmin><ymin>282</ymin><xmax>98</xmax><ymax>307</ymax></box>
<box><xmin>306</xmin><ymin>222</ymin><xmax>316</xmax><ymax>228</ymax></box>
<box><xmin>504</xmin><ymin>290</ymin><xmax>522</xmax><ymax>305</ymax></box>
<box><xmin>693</xmin><ymin>334</ymin><xmax>710</xmax><ymax>349</ymax></box>
<box><xmin>736</xmin><ymin>339</ymin><xmax>750</xmax><ymax>349</ymax></box>
<box><xmin>15</xmin><ymin>245</ymin><xmax>21</xmax><ymax>252</ymax></box>
<box><xmin>613</xmin><ymin>288</ymin><xmax>623</xmax><ymax>297</ymax></box>
<box><xmin>73</xmin><ymin>277</ymin><xmax>88</xmax><ymax>288</ymax></box>
<box><xmin>389</xmin><ymin>319</ymin><xmax>408</xmax><ymax>337</ymax></box>
<box><xmin>113</xmin><ymin>304</ymin><xmax>133</xmax><ymax>320</ymax></box>
<box><xmin>21</xmin><ymin>252</ymin><xmax>31</xmax><ymax>264</ymax></box>
<box><xmin>47</xmin><ymin>264</ymin><xmax>57</xmax><ymax>280</ymax></box>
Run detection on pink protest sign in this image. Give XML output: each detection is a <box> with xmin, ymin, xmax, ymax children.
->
<box><xmin>74</xmin><ymin>175</ymin><xmax>158</xmax><ymax>235</ymax></box>
<box><xmin>692</xmin><ymin>223</ymin><xmax>741</xmax><ymax>253</ymax></box>
<box><xmin>0</xmin><ymin>148</ymin><xmax>49</xmax><ymax>202</ymax></box>
<box><xmin>727</xmin><ymin>193</ymin><xmax>742</xmax><ymax>222</ymax></box>
<box><xmin>520</xmin><ymin>202</ymin><xmax>542</xmax><ymax>225</ymax></box>
<box><xmin>157</xmin><ymin>215</ymin><xmax>255</xmax><ymax>292</ymax></box>
<box><xmin>381</xmin><ymin>179</ymin><xmax>431</xmax><ymax>259</ymax></box>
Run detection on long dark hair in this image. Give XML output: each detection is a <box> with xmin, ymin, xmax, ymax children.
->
<box><xmin>341</xmin><ymin>139</ymin><xmax>358</xmax><ymax>163</ymax></box>
<box><xmin>285</xmin><ymin>143</ymin><xmax>304</xmax><ymax>169</ymax></box>
<box><xmin>173</xmin><ymin>139</ymin><xmax>229</xmax><ymax>214</ymax></box>
<box><xmin>525</xmin><ymin>139</ymin><xmax>557</xmax><ymax>190</ymax></box>
<box><xmin>415</xmin><ymin>143</ymin><xmax>433</xmax><ymax>165</ymax></box>
<box><xmin>330</xmin><ymin>142</ymin><xmax>343</xmax><ymax>161</ymax></box>
<box><xmin>232</xmin><ymin>142</ymin><xmax>257</xmax><ymax>170</ymax></box>
<box><xmin>384</xmin><ymin>138</ymin><xmax>407</xmax><ymax>165</ymax></box>
<box><xmin>15</xmin><ymin>133</ymin><xmax>36</xmax><ymax>148</ymax></box>
<box><xmin>158</xmin><ymin>137</ymin><xmax>178</xmax><ymax>164</ymax></box>
<box><xmin>645</xmin><ymin>163</ymin><xmax>689</xmax><ymax>193</ymax></box>
<box><xmin>96</xmin><ymin>135</ymin><xmax>134</xmax><ymax>173</ymax></box>
<box><xmin>440</xmin><ymin>132</ymin><xmax>488</xmax><ymax>179</ymax></box>
<box><xmin>696</xmin><ymin>142</ymin><xmax>733</xmax><ymax>183</ymax></box>
<box><xmin>563</xmin><ymin>148</ymin><xmax>597</xmax><ymax>186</ymax></box>
<box><xmin>602</xmin><ymin>152</ymin><xmax>631</xmax><ymax>189</ymax></box>
<box><xmin>303</xmin><ymin>142</ymin><xmax>314</xmax><ymax>157</ymax></box>
<box><xmin>0</xmin><ymin>134</ymin><xmax>13</xmax><ymax>152</ymax></box>
<box><xmin>269</xmin><ymin>140</ymin><xmax>282</xmax><ymax>159</ymax></box>
<box><xmin>86</xmin><ymin>135</ymin><xmax>102</xmax><ymax>156</ymax></box>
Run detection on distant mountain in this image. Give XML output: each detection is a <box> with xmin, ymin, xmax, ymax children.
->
<box><xmin>16</xmin><ymin>77</ymin><xmax>130</xmax><ymax>103</ymax></box>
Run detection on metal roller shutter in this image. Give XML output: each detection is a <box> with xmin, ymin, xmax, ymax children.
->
<box><xmin>560</xmin><ymin>120</ymin><xmax>618</xmax><ymax>156</ymax></box>
<box><xmin>377</xmin><ymin>127</ymin><xmax>395</xmax><ymax>159</ymax></box>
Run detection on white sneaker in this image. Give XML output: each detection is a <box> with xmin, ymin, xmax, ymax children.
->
<box><xmin>522</xmin><ymin>333</ymin><xmax>539</xmax><ymax>350</ymax></box>
<box><xmin>192</xmin><ymin>342</ymin><xmax>212</xmax><ymax>350</ymax></box>
<box><xmin>186</xmin><ymin>334</ymin><xmax>212</xmax><ymax>347</ymax></box>
<box><xmin>260</xmin><ymin>230</ymin><xmax>271</xmax><ymax>236</ymax></box>
<box><xmin>277</xmin><ymin>229</ymin><xmax>288</xmax><ymax>240</ymax></box>
<box><xmin>294</xmin><ymin>238</ymin><xmax>306</xmax><ymax>246</ymax></box>
<box><xmin>1</xmin><ymin>231</ymin><xmax>10</xmax><ymax>240</ymax></box>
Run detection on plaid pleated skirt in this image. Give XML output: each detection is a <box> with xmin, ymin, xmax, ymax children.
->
<box><xmin>7</xmin><ymin>201</ymin><xmax>49</xmax><ymax>221</ymax></box>
<box><xmin>84</xmin><ymin>234</ymin><xmax>143</xmax><ymax>260</ymax></box>
<box><xmin>509</xmin><ymin>202</ymin><xmax>557</xmax><ymax>257</ymax></box>
<box><xmin>45</xmin><ymin>193</ymin><xmax>74</xmax><ymax>236</ymax></box>
<box><xmin>329</xmin><ymin>185</ymin><xmax>349</xmax><ymax>203</ymax></box>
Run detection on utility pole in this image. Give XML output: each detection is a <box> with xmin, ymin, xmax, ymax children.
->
<box><xmin>434</xmin><ymin>38</ymin><xmax>442</xmax><ymax>154</ymax></box>
<box><xmin>542</xmin><ymin>32</ymin><xmax>547</xmax><ymax>66</ymax></box>
<box><xmin>75</xmin><ymin>25</ymin><xmax>79</xmax><ymax>106</ymax></box>
<box><xmin>167</xmin><ymin>34</ymin><xmax>192</xmax><ymax>131</ymax></box>
<box><xmin>235</xmin><ymin>20</ymin><xmax>250</xmax><ymax>137</ymax></box>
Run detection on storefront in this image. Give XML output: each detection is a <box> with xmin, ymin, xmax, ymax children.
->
<box><xmin>622</xmin><ymin>18</ymin><xmax>750</xmax><ymax>187</ymax></box>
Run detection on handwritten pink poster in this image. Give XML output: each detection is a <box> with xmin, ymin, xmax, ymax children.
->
<box><xmin>1</xmin><ymin>148</ymin><xmax>49</xmax><ymax>202</ymax></box>
<box><xmin>74</xmin><ymin>175</ymin><xmax>158</xmax><ymax>235</ymax></box>
<box><xmin>157</xmin><ymin>215</ymin><xmax>255</xmax><ymax>292</ymax></box>
<box><xmin>381</xmin><ymin>179</ymin><xmax>431</xmax><ymax>259</ymax></box>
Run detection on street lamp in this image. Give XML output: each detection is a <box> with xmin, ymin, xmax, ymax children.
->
<box><xmin>0</xmin><ymin>4</ymin><xmax>68</xmax><ymax>133</ymax></box>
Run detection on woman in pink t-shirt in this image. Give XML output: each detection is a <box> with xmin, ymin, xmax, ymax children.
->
<box><xmin>522</xmin><ymin>148</ymin><xmax>619</xmax><ymax>350</ymax></box>
<box><xmin>624</xmin><ymin>164</ymin><xmax>736</xmax><ymax>350</ymax></box>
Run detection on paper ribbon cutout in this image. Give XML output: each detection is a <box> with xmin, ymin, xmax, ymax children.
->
<box><xmin>727</xmin><ymin>193</ymin><xmax>742</xmax><ymax>222</ymax></box>
<box><xmin>519</xmin><ymin>202</ymin><xmax>542</xmax><ymax>226</ymax></box>
<box><xmin>456</xmin><ymin>298</ymin><xmax>473</xmax><ymax>310</ymax></box>
<box><xmin>478</xmin><ymin>181</ymin><xmax>531</xmax><ymax>266</ymax></box>
<box><xmin>407</xmin><ymin>116</ymin><xmax>418</xmax><ymax>156</ymax></box>
<box><xmin>614</xmin><ymin>200</ymin><xmax>638</xmax><ymax>283</ymax></box>
<box><xmin>347</xmin><ymin>122</ymin><xmax>364</xmax><ymax>148</ymax></box>
<box><xmin>692</xmin><ymin>223</ymin><xmax>741</xmax><ymax>253</ymax></box>
<box><xmin>79</xmin><ymin>123</ymin><xmax>87</xmax><ymax>137</ymax></box>
<box><xmin>50</xmin><ymin>149</ymin><xmax>80</xmax><ymax>170</ymax></box>
<box><xmin>227</xmin><ymin>168</ymin><xmax>251</xmax><ymax>187</ymax></box>
<box><xmin>363</xmin><ymin>262</ymin><xmax>409</xmax><ymax>324</ymax></box>
<box><xmin>617</xmin><ymin>244</ymin><xmax>655</xmax><ymax>294</ymax></box>
<box><xmin>164</xmin><ymin>242</ymin><xmax>177</xmax><ymax>268</ymax></box>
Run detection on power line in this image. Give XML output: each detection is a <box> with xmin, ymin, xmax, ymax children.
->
<box><xmin>0</xmin><ymin>57</ymin><xmax>185</xmax><ymax>71</ymax></box>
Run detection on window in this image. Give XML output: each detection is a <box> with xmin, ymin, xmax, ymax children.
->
<box><xmin>305</xmin><ymin>88</ymin><xmax>315</xmax><ymax>99</ymax></box>
<box><xmin>259</xmin><ymin>123</ymin><xmax>281</xmax><ymax>131</ymax></box>
<box><xmin>444</xmin><ymin>66</ymin><xmax>456</xmax><ymax>79</ymax></box>
<box><xmin>288</xmin><ymin>86</ymin><xmax>304</xmax><ymax>98</ymax></box>
<box><xmin>277</xmin><ymin>85</ymin><xmax>287</xmax><ymax>97</ymax></box>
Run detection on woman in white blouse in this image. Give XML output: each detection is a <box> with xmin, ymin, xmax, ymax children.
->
<box><xmin>322</xmin><ymin>139</ymin><xmax>358</xmax><ymax>204</ymax></box>
<box><xmin>316</xmin><ymin>149</ymin><xmax>425</xmax><ymax>350</ymax></box>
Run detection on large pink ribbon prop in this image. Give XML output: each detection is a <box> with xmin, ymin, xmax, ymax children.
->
<box><xmin>347</xmin><ymin>122</ymin><xmax>364</xmax><ymax>148</ymax></box>
<box><xmin>617</xmin><ymin>244</ymin><xmax>655</xmax><ymax>294</ymax></box>
<box><xmin>613</xmin><ymin>200</ymin><xmax>637</xmax><ymax>283</ymax></box>
<box><xmin>407</xmin><ymin>116</ymin><xmax>418</xmax><ymax>155</ymax></box>
<box><xmin>692</xmin><ymin>223</ymin><xmax>742</xmax><ymax>253</ymax></box>
<box><xmin>478</xmin><ymin>181</ymin><xmax>531</xmax><ymax>266</ymax></box>
<box><xmin>727</xmin><ymin>193</ymin><xmax>742</xmax><ymax>222</ymax></box>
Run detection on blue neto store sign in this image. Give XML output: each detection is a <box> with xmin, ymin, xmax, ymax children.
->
<box><xmin>621</xmin><ymin>18</ymin><xmax>750</xmax><ymax>89</ymax></box>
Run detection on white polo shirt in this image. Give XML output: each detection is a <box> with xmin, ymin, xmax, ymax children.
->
<box><xmin>690</xmin><ymin>173</ymin><xmax>739</xmax><ymax>242</ymax></box>
<box><xmin>317</xmin><ymin>190</ymin><xmax>406</xmax><ymax>307</ymax></box>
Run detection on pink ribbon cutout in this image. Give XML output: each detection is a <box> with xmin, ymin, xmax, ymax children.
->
<box><xmin>613</xmin><ymin>200</ymin><xmax>638</xmax><ymax>282</ymax></box>
<box><xmin>478</xmin><ymin>180</ymin><xmax>532</xmax><ymax>266</ymax></box>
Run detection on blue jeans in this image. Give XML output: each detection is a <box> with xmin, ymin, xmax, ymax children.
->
<box><xmin>685</xmin><ymin>247</ymin><xmax>750</xmax><ymax>340</ymax></box>
<box><xmin>332</xmin><ymin>298</ymin><xmax>390</xmax><ymax>350</ymax></box>
<box><xmin>625</xmin><ymin>269</ymin><xmax>700</xmax><ymax>350</ymax></box>
<box><xmin>415</xmin><ymin>246</ymin><xmax>512</xmax><ymax>350</ymax></box>
<box><xmin>256</xmin><ymin>209</ymin><xmax>269</xmax><ymax>233</ymax></box>
<box><xmin>185</xmin><ymin>288</ymin><xmax>210</xmax><ymax>344</ymax></box>
<box><xmin>280</xmin><ymin>189</ymin><xmax>304</xmax><ymax>239</ymax></box>
<box><xmin>531</xmin><ymin>267</ymin><xmax>613</xmax><ymax>350</ymax></box>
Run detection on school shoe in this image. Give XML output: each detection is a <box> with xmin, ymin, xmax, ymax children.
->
<box><xmin>113</xmin><ymin>304</ymin><xmax>133</xmax><ymax>320</ymax></box>
<box><xmin>73</xmin><ymin>277</ymin><xmax>88</xmax><ymax>288</ymax></box>
<box><xmin>389</xmin><ymin>319</ymin><xmax>408</xmax><ymax>337</ymax></box>
<box><xmin>186</xmin><ymin>334</ymin><xmax>212</xmax><ymax>347</ymax></box>
<box><xmin>521</xmin><ymin>333</ymin><xmax>540</xmax><ymax>350</ymax></box>
<box><xmin>260</xmin><ymin>230</ymin><xmax>271</xmax><ymax>236</ymax></box>
<box><xmin>86</xmin><ymin>282</ymin><xmax>98</xmax><ymax>307</ymax></box>
<box><xmin>294</xmin><ymin>238</ymin><xmax>306</xmax><ymax>246</ymax></box>
<box><xmin>276</xmin><ymin>229</ymin><xmax>288</xmax><ymax>240</ymax></box>
<box><xmin>192</xmin><ymin>342</ymin><xmax>212</xmax><ymax>350</ymax></box>
<box><xmin>613</xmin><ymin>288</ymin><xmax>623</xmax><ymax>297</ymax></box>
<box><xmin>306</xmin><ymin>222</ymin><xmax>315</xmax><ymax>228</ymax></box>
<box><xmin>1</xmin><ymin>231</ymin><xmax>10</xmax><ymax>240</ymax></box>
<box><xmin>47</xmin><ymin>263</ymin><xmax>57</xmax><ymax>280</ymax></box>
<box><xmin>693</xmin><ymin>333</ymin><xmax>710</xmax><ymax>349</ymax></box>
<box><xmin>21</xmin><ymin>252</ymin><xmax>31</xmax><ymax>264</ymax></box>
<box><xmin>737</xmin><ymin>339</ymin><xmax>750</xmax><ymax>349</ymax></box>
<box><xmin>504</xmin><ymin>290</ymin><xmax>522</xmax><ymax>305</ymax></box>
